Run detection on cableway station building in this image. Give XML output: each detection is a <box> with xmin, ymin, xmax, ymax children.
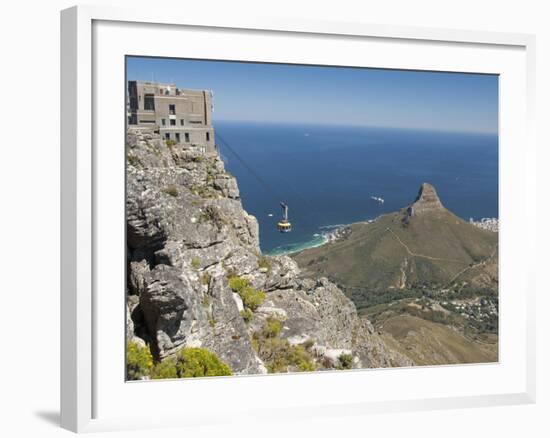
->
<box><xmin>127</xmin><ymin>80</ymin><xmax>216</xmax><ymax>154</ymax></box>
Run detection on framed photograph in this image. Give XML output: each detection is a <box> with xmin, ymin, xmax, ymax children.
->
<box><xmin>61</xmin><ymin>5</ymin><xmax>536</xmax><ymax>433</ymax></box>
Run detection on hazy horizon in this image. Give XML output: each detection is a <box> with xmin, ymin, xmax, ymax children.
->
<box><xmin>127</xmin><ymin>56</ymin><xmax>499</xmax><ymax>135</ymax></box>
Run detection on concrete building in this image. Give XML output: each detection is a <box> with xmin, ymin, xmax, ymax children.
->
<box><xmin>127</xmin><ymin>80</ymin><xmax>216</xmax><ymax>154</ymax></box>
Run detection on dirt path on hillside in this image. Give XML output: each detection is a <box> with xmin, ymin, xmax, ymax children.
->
<box><xmin>447</xmin><ymin>245</ymin><xmax>498</xmax><ymax>285</ymax></box>
<box><xmin>386</xmin><ymin>227</ymin><xmax>465</xmax><ymax>263</ymax></box>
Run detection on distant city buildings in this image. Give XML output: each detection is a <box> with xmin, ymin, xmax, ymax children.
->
<box><xmin>127</xmin><ymin>80</ymin><xmax>216</xmax><ymax>154</ymax></box>
<box><xmin>469</xmin><ymin>217</ymin><xmax>499</xmax><ymax>232</ymax></box>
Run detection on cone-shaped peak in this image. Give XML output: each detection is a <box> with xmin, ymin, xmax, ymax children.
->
<box><xmin>409</xmin><ymin>183</ymin><xmax>444</xmax><ymax>215</ymax></box>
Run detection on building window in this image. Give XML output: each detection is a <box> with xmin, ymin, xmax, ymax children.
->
<box><xmin>175</xmin><ymin>133</ymin><xmax>180</xmax><ymax>143</ymax></box>
<box><xmin>180</xmin><ymin>119</ymin><xmax>184</xmax><ymax>126</ymax></box>
<box><xmin>161</xmin><ymin>119</ymin><xmax>166</xmax><ymax>126</ymax></box>
<box><xmin>185</xmin><ymin>133</ymin><xmax>190</xmax><ymax>143</ymax></box>
<box><xmin>170</xmin><ymin>119</ymin><xmax>176</xmax><ymax>126</ymax></box>
<box><xmin>144</xmin><ymin>94</ymin><xmax>155</xmax><ymax>110</ymax></box>
<box><xmin>165</xmin><ymin>133</ymin><xmax>170</xmax><ymax>140</ymax></box>
<box><xmin>206</xmin><ymin>132</ymin><xmax>210</xmax><ymax>142</ymax></box>
<box><xmin>169</xmin><ymin>104</ymin><xmax>176</xmax><ymax>115</ymax></box>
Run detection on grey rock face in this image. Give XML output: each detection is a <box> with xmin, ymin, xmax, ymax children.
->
<box><xmin>126</xmin><ymin>127</ymin><xmax>412</xmax><ymax>373</ymax></box>
<box><xmin>409</xmin><ymin>182</ymin><xmax>444</xmax><ymax>216</ymax></box>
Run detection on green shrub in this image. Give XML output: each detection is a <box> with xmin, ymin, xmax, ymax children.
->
<box><xmin>191</xmin><ymin>257</ymin><xmax>201</xmax><ymax>270</ymax></box>
<box><xmin>127</xmin><ymin>154</ymin><xmax>142</xmax><ymax>167</ymax></box>
<box><xmin>199</xmin><ymin>205</ymin><xmax>227</xmax><ymax>227</ymax></box>
<box><xmin>176</xmin><ymin>348</ymin><xmax>232</xmax><ymax>377</ymax></box>
<box><xmin>126</xmin><ymin>341</ymin><xmax>153</xmax><ymax>380</ymax></box>
<box><xmin>291</xmin><ymin>346</ymin><xmax>316</xmax><ymax>372</ymax></box>
<box><xmin>200</xmin><ymin>272</ymin><xmax>212</xmax><ymax>286</ymax></box>
<box><xmin>297</xmin><ymin>359</ymin><xmax>317</xmax><ymax>372</ymax></box>
<box><xmin>240</xmin><ymin>308</ymin><xmax>254</xmax><ymax>323</ymax></box>
<box><xmin>262</xmin><ymin>317</ymin><xmax>282</xmax><ymax>338</ymax></box>
<box><xmin>252</xmin><ymin>321</ymin><xmax>315</xmax><ymax>373</ymax></box>
<box><xmin>337</xmin><ymin>353</ymin><xmax>354</xmax><ymax>370</ymax></box>
<box><xmin>192</xmin><ymin>184</ymin><xmax>216</xmax><ymax>199</ymax></box>
<box><xmin>250</xmin><ymin>336</ymin><xmax>259</xmax><ymax>352</ymax></box>
<box><xmin>258</xmin><ymin>256</ymin><xmax>272</xmax><ymax>272</ymax></box>
<box><xmin>166</xmin><ymin>139</ymin><xmax>177</xmax><ymax>146</ymax></box>
<box><xmin>256</xmin><ymin>337</ymin><xmax>293</xmax><ymax>373</ymax></box>
<box><xmin>239</xmin><ymin>286</ymin><xmax>266</xmax><ymax>311</ymax></box>
<box><xmin>228</xmin><ymin>276</ymin><xmax>249</xmax><ymax>292</ymax></box>
<box><xmin>162</xmin><ymin>185</ymin><xmax>179</xmax><ymax>197</ymax></box>
<box><xmin>151</xmin><ymin>358</ymin><xmax>178</xmax><ymax>379</ymax></box>
<box><xmin>228</xmin><ymin>276</ymin><xmax>265</xmax><ymax>311</ymax></box>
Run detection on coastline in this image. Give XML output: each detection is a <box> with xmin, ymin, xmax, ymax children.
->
<box><xmin>266</xmin><ymin>222</ymin><xmax>358</xmax><ymax>257</ymax></box>
<box><xmin>265</xmin><ymin>215</ymin><xmax>499</xmax><ymax>257</ymax></box>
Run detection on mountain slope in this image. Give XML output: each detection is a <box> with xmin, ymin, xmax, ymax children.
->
<box><xmin>376</xmin><ymin>314</ymin><xmax>497</xmax><ymax>365</ymax></box>
<box><xmin>293</xmin><ymin>183</ymin><xmax>498</xmax><ymax>296</ymax></box>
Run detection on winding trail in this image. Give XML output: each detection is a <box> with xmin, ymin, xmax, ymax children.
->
<box><xmin>385</xmin><ymin>227</ymin><xmax>464</xmax><ymax>263</ymax></box>
<box><xmin>447</xmin><ymin>245</ymin><xmax>498</xmax><ymax>285</ymax></box>
<box><xmin>386</xmin><ymin>227</ymin><xmax>497</xmax><ymax>286</ymax></box>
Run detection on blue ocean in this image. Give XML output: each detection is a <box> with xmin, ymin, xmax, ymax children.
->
<box><xmin>215</xmin><ymin>121</ymin><xmax>499</xmax><ymax>255</ymax></box>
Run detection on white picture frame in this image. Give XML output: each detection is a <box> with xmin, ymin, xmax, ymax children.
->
<box><xmin>60</xmin><ymin>4</ymin><xmax>537</xmax><ymax>433</ymax></box>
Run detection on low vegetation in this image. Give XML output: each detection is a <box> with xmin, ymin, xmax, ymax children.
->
<box><xmin>129</xmin><ymin>345</ymin><xmax>232</xmax><ymax>380</ymax></box>
<box><xmin>262</xmin><ymin>317</ymin><xmax>282</xmax><ymax>338</ymax></box>
<box><xmin>191</xmin><ymin>257</ymin><xmax>201</xmax><ymax>270</ymax></box>
<box><xmin>252</xmin><ymin>318</ymin><xmax>316</xmax><ymax>373</ymax></box>
<box><xmin>337</xmin><ymin>353</ymin><xmax>354</xmax><ymax>370</ymax></box>
<box><xmin>126</xmin><ymin>341</ymin><xmax>154</xmax><ymax>380</ymax></box>
<box><xmin>199</xmin><ymin>205</ymin><xmax>227</xmax><ymax>229</ymax></box>
<box><xmin>240</xmin><ymin>308</ymin><xmax>254</xmax><ymax>323</ymax></box>
<box><xmin>162</xmin><ymin>185</ymin><xmax>179</xmax><ymax>197</ymax></box>
<box><xmin>150</xmin><ymin>358</ymin><xmax>178</xmax><ymax>379</ymax></box>
<box><xmin>191</xmin><ymin>184</ymin><xmax>215</xmax><ymax>199</ymax></box>
<box><xmin>176</xmin><ymin>347</ymin><xmax>232</xmax><ymax>377</ymax></box>
<box><xmin>228</xmin><ymin>276</ymin><xmax>266</xmax><ymax>312</ymax></box>
<box><xmin>258</xmin><ymin>256</ymin><xmax>273</xmax><ymax>273</ymax></box>
<box><xmin>200</xmin><ymin>272</ymin><xmax>212</xmax><ymax>286</ymax></box>
<box><xmin>292</xmin><ymin>206</ymin><xmax>497</xmax><ymax>300</ymax></box>
<box><xmin>127</xmin><ymin>153</ymin><xmax>142</xmax><ymax>168</ymax></box>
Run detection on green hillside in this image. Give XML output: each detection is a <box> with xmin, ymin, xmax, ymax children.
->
<box><xmin>293</xmin><ymin>183</ymin><xmax>498</xmax><ymax>303</ymax></box>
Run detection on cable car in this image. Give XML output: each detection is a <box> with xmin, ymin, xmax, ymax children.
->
<box><xmin>277</xmin><ymin>202</ymin><xmax>292</xmax><ymax>233</ymax></box>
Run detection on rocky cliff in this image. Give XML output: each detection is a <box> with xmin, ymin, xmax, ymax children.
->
<box><xmin>408</xmin><ymin>183</ymin><xmax>444</xmax><ymax>216</ymax></box>
<box><xmin>126</xmin><ymin>128</ymin><xmax>411</xmax><ymax>375</ymax></box>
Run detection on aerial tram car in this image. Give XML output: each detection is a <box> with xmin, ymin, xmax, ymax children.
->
<box><xmin>277</xmin><ymin>202</ymin><xmax>292</xmax><ymax>233</ymax></box>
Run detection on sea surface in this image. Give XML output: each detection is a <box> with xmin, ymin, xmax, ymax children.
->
<box><xmin>215</xmin><ymin>121</ymin><xmax>498</xmax><ymax>255</ymax></box>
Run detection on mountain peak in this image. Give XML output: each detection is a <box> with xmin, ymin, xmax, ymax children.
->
<box><xmin>409</xmin><ymin>183</ymin><xmax>444</xmax><ymax>215</ymax></box>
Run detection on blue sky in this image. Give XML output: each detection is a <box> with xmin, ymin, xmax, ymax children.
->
<box><xmin>127</xmin><ymin>57</ymin><xmax>498</xmax><ymax>134</ymax></box>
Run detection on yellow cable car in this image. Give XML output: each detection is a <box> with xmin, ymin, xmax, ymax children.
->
<box><xmin>277</xmin><ymin>202</ymin><xmax>292</xmax><ymax>233</ymax></box>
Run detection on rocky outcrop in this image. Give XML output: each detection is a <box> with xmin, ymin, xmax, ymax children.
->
<box><xmin>126</xmin><ymin>128</ymin><xmax>412</xmax><ymax>374</ymax></box>
<box><xmin>408</xmin><ymin>182</ymin><xmax>444</xmax><ymax>216</ymax></box>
